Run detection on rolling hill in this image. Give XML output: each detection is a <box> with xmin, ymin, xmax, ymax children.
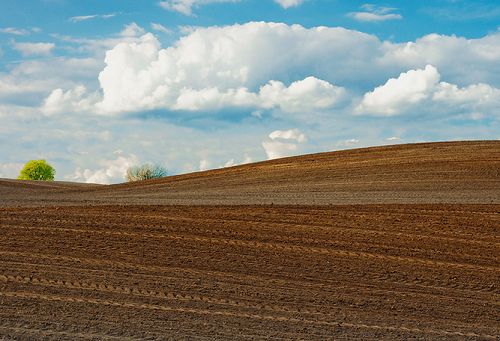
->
<box><xmin>0</xmin><ymin>141</ymin><xmax>498</xmax><ymax>340</ymax></box>
<box><xmin>1</xmin><ymin>140</ymin><xmax>499</xmax><ymax>206</ymax></box>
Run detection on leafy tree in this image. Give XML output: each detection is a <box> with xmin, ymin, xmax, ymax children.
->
<box><xmin>126</xmin><ymin>164</ymin><xmax>167</xmax><ymax>182</ymax></box>
<box><xmin>18</xmin><ymin>160</ymin><xmax>56</xmax><ymax>181</ymax></box>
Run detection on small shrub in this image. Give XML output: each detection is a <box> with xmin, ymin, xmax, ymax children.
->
<box><xmin>126</xmin><ymin>164</ymin><xmax>167</xmax><ymax>182</ymax></box>
<box><xmin>18</xmin><ymin>160</ymin><xmax>56</xmax><ymax>181</ymax></box>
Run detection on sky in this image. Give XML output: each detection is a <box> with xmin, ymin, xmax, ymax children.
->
<box><xmin>0</xmin><ymin>0</ymin><xmax>499</xmax><ymax>183</ymax></box>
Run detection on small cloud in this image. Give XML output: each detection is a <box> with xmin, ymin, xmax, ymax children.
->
<box><xmin>386</xmin><ymin>136</ymin><xmax>400</xmax><ymax>141</ymax></box>
<box><xmin>0</xmin><ymin>27</ymin><xmax>30</xmax><ymax>35</ymax></box>
<box><xmin>224</xmin><ymin>159</ymin><xmax>236</xmax><ymax>167</ymax></box>
<box><xmin>349</xmin><ymin>4</ymin><xmax>402</xmax><ymax>22</ymax></box>
<box><xmin>69</xmin><ymin>13</ymin><xmax>117</xmax><ymax>22</ymax></box>
<box><xmin>151</xmin><ymin>23</ymin><xmax>172</xmax><ymax>34</ymax></box>
<box><xmin>120</xmin><ymin>22</ymin><xmax>146</xmax><ymax>37</ymax></box>
<box><xmin>336</xmin><ymin>138</ymin><xmax>360</xmax><ymax>147</ymax></box>
<box><xmin>262</xmin><ymin>129</ymin><xmax>307</xmax><ymax>160</ymax></box>
<box><xmin>159</xmin><ymin>0</ymin><xmax>240</xmax><ymax>16</ymax></box>
<box><xmin>12</xmin><ymin>41</ymin><xmax>55</xmax><ymax>56</ymax></box>
<box><xmin>269</xmin><ymin>129</ymin><xmax>307</xmax><ymax>143</ymax></box>
<box><xmin>274</xmin><ymin>0</ymin><xmax>304</xmax><ymax>9</ymax></box>
<box><xmin>199</xmin><ymin>159</ymin><xmax>210</xmax><ymax>171</ymax></box>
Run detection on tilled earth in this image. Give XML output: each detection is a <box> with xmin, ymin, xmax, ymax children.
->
<box><xmin>1</xmin><ymin>205</ymin><xmax>498</xmax><ymax>340</ymax></box>
<box><xmin>0</xmin><ymin>142</ymin><xmax>499</xmax><ymax>340</ymax></box>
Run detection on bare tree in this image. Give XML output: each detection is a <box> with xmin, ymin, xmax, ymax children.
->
<box><xmin>126</xmin><ymin>164</ymin><xmax>167</xmax><ymax>182</ymax></box>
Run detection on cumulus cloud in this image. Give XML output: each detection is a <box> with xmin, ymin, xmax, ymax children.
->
<box><xmin>358</xmin><ymin>65</ymin><xmax>500</xmax><ymax>117</ymax></box>
<box><xmin>41</xmin><ymin>86</ymin><xmax>100</xmax><ymax>116</ymax></box>
<box><xmin>274</xmin><ymin>0</ymin><xmax>304</xmax><ymax>9</ymax></box>
<box><xmin>159</xmin><ymin>0</ymin><xmax>239</xmax><ymax>16</ymax></box>
<box><xmin>349</xmin><ymin>4</ymin><xmax>402</xmax><ymax>22</ymax></box>
<box><xmin>68</xmin><ymin>154</ymin><xmax>138</xmax><ymax>184</ymax></box>
<box><xmin>12</xmin><ymin>42</ymin><xmax>55</xmax><ymax>56</ymax></box>
<box><xmin>262</xmin><ymin>129</ymin><xmax>307</xmax><ymax>160</ymax></box>
<box><xmin>39</xmin><ymin>22</ymin><xmax>500</xmax><ymax>121</ymax></box>
<box><xmin>94</xmin><ymin>23</ymin><xmax>369</xmax><ymax>115</ymax></box>
<box><xmin>260</xmin><ymin>77</ymin><xmax>346</xmax><ymax>113</ymax></box>
<box><xmin>358</xmin><ymin>65</ymin><xmax>440</xmax><ymax>115</ymax></box>
<box><xmin>381</xmin><ymin>32</ymin><xmax>500</xmax><ymax>87</ymax></box>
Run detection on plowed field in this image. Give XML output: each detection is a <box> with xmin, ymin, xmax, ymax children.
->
<box><xmin>0</xmin><ymin>141</ymin><xmax>499</xmax><ymax>340</ymax></box>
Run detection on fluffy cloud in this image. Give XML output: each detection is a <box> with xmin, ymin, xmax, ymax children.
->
<box><xmin>381</xmin><ymin>32</ymin><xmax>500</xmax><ymax>87</ymax></box>
<box><xmin>94</xmin><ymin>23</ymin><xmax>370</xmax><ymax>114</ymax></box>
<box><xmin>37</xmin><ymin>22</ymin><xmax>500</xmax><ymax>121</ymax></box>
<box><xmin>274</xmin><ymin>0</ymin><xmax>304</xmax><ymax>9</ymax></box>
<box><xmin>12</xmin><ymin>42</ymin><xmax>55</xmax><ymax>56</ymax></box>
<box><xmin>159</xmin><ymin>0</ymin><xmax>239</xmax><ymax>16</ymax></box>
<box><xmin>260</xmin><ymin>77</ymin><xmax>345</xmax><ymax>113</ymax></box>
<box><xmin>262</xmin><ymin>129</ymin><xmax>307</xmax><ymax>159</ymax></box>
<box><xmin>68</xmin><ymin>154</ymin><xmax>139</xmax><ymax>184</ymax></box>
<box><xmin>358</xmin><ymin>65</ymin><xmax>500</xmax><ymax>116</ymax></box>
<box><xmin>42</xmin><ymin>86</ymin><xmax>100</xmax><ymax>116</ymax></box>
<box><xmin>0</xmin><ymin>57</ymin><xmax>102</xmax><ymax>111</ymax></box>
<box><xmin>358</xmin><ymin>65</ymin><xmax>440</xmax><ymax>115</ymax></box>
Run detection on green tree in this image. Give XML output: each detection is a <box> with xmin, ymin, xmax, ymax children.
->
<box><xmin>126</xmin><ymin>164</ymin><xmax>167</xmax><ymax>182</ymax></box>
<box><xmin>18</xmin><ymin>160</ymin><xmax>56</xmax><ymax>181</ymax></box>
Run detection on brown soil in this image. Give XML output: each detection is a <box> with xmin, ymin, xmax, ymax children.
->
<box><xmin>0</xmin><ymin>141</ymin><xmax>499</xmax><ymax>340</ymax></box>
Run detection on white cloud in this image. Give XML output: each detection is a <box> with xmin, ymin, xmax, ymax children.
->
<box><xmin>0</xmin><ymin>163</ymin><xmax>24</xmax><ymax>178</ymax></box>
<box><xmin>12</xmin><ymin>42</ymin><xmax>55</xmax><ymax>56</ymax></box>
<box><xmin>274</xmin><ymin>0</ymin><xmax>304</xmax><ymax>9</ymax></box>
<box><xmin>262</xmin><ymin>129</ymin><xmax>307</xmax><ymax>160</ymax></box>
<box><xmin>69</xmin><ymin>13</ymin><xmax>116</xmax><ymax>22</ymax></box>
<box><xmin>41</xmin><ymin>86</ymin><xmax>100</xmax><ymax>116</ymax></box>
<box><xmin>120</xmin><ymin>22</ymin><xmax>146</xmax><ymax>37</ymax></box>
<box><xmin>358</xmin><ymin>65</ymin><xmax>500</xmax><ymax>117</ymax></box>
<box><xmin>223</xmin><ymin>159</ymin><xmax>236</xmax><ymax>167</ymax></box>
<box><xmin>349</xmin><ymin>4</ymin><xmax>402</xmax><ymax>22</ymax></box>
<box><xmin>350</xmin><ymin>12</ymin><xmax>402</xmax><ymax>22</ymax></box>
<box><xmin>358</xmin><ymin>65</ymin><xmax>440</xmax><ymax>115</ymax></box>
<box><xmin>381</xmin><ymin>32</ymin><xmax>500</xmax><ymax>87</ymax></box>
<box><xmin>336</xmin><ymin>138</ymin><xmax>360</xmax><ymax>147</ymax></box>
<box><xmin>36</xmin><ymin>22</ymin><xmax>500</xmax><ymax>122</ymax></box>
<box><xmin>199</xmin><ymin>159</ymin><xmax>210</xmax><ymax>171</ymax></box>
<box><xmin>151</xmin><ymin>23</ymin><xmax>172</xmax><ymax>34</ymax></box>
<box><xmin>0</xmin><ymin>27</ymin><xmax>30</xmax><ymax>35</ymax></box>
<box><xmin>268</xmin><ymin>129</ymin><xmax>306</xmax><ymax>142</ymax></box>
<box><xmin>94</xmin><ymin>23</ymin><xmax>373</xmax><ymax>115</ymax></box>
<box><xmin>52</xmin><ymin>24</ymin><xmax>146</xmax><ymax>57</ymax></box>
<box><xmin>68</xmin><ymin>154</ymin><xmax>139</xmax><ymax>184</ymax></box>
<box><xmin>386</xmin><ymin>136</ymin><xmax>401</xmax><ymax>141</ymax></box>
<box><xmin>0</xmin><ymin>57</ymin><xmax>101</xmax><ymax>103</ymax></box>
<box><xmin>159</xmin><ymin>0</ymin><xmax>239</xmax><ymax>16</ymax></box>
<box><xmin>259</xmin><ymin>77</ymin><xmax>346</xmax><ymax>113</ymax></box>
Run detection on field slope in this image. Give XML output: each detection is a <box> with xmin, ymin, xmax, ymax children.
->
<box><xmin>0</xmin><ymin>141</ymin><xmax>499</xmax><ymax>340</ymax></box>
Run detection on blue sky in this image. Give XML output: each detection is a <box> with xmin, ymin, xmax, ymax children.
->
<box><xmin>0</xmin><ymin>0</ymin><xmax>499</xmax><ymax>183</ymax></box>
